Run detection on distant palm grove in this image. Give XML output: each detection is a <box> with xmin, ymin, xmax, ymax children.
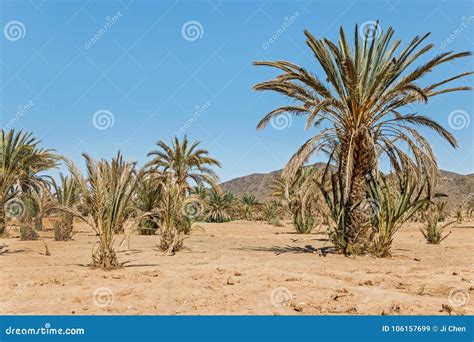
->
<box><xmin>0</xmin><ymin>23</ymin><xmax>472</xmax><ymax>268</ymax></box>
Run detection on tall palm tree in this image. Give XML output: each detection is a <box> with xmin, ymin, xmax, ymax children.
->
<box><xmin>0</xmin><ymin>130</ymin><xmax>57</xmax><ymax>234</ymax></box>
<box><xmin>146</xmin><ymin>136</ymin><xmax>221</xmax><ymax>195</ymax></box>
<box><xmin>254</xmin><ymin>23</ymin><xmax>471</xmax><ymax>250</ymax></box>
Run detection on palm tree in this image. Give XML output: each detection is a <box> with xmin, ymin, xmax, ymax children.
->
<box><xmin>146</xmin><ymin>136</ymin><xmax>221</xmax><ymax>195</ymax></box>
<box><xmin>254</xmin><ymin>23</ymin><xmax>471</xmax><ymax>251</ymax></box>
<box><xmin>240</xmin><ymin>193</ymin><xmax>260</xmax><ymax>220</ymax></box>
<box><xmin>133</xmin><ymin>171</ymin><xmax>164</xmax><ymax>235</ymax></box>
<box><xmin>50</xmin><ymin>174</ymin><xmax>80</xmax><ymax>240</ymax></box>
<box><xmin>273</xmin><ymin>167</ymin><xmax>322</xmax><ymax>233</ymax></box>
<box><xmin>205</xmin><ymin>188</ymin><xmax>235</xmax><ymax>223</ymax></box>
<box><xmin>0</xmin><ymin>130</ymin><xmax>57</xmax><ymax>234</ymax></box>
<box><xmin>62</xmin><ymin>153</ymin><xmax>138</xmax><ymax>268</ymax></box>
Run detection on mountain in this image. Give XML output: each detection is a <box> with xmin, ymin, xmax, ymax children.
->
<box><xmin>221</xmin><ymin>166</ymin><xmax>474</xmax><ymax>208</ymax></box>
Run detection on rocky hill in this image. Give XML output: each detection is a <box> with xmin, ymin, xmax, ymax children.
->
<box><xmin>221</xmin><ymin>166</ymin><xmax>474</xmax><ymax>208</ymax></box>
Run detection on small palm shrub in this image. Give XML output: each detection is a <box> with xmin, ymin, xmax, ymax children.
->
<box><xmin>134</xmin><ymin>173</ymin><xmax>163</xmax><ymax>235</ymax></box>
<box><xmin>421</xmin><ymin>201</ymin><xmax>455</xmax><ymax>244</ymax></box>
<box><xmin>455</xmin><ymin>204</ymin><xmax>463</xmax><ymax>222</ymax></box>
<box><xmin>156</xmin><ymin>174</ymin><xmax>200</xmax><ymax>255</ymax></box>
<box><xmin>435</xmin><ymin>201</ymin><xmax>448</xmax><ymax>222</ymax></box>
<box><xmin>51</xmin><ymin>174</ymin><xmax>79</xmax><ymax>241</ymax></box>
<box><xmin>276</xmin><ymin>167</ymin><xmax>321</xmax><ymax>234</ymax></box>
<box><xmin>19</xmin><ymin>223</ymin><xmax>39</xmax><ymax>240</ymax></box>
<box><xmin>320</xmin><ymin>171</ymin><xmax>357</xmax><ymax>254</ymax></box>
<box><xmin>189</xmin><ymin>184</ymin><xmax>209</xmax><ymax>221</ymax></box>
<box><xmin>62</xmin><ymin>153</ymin><xmax>138</xmax><ymax>269</ymax></box>
<box><xmin>17</xmin><ymin>196</ymin><xmax>41</xmax><ymax>239</ymax></box>
<box><xmin>240</xmin><ymin>193</ymin><xmax>259</xmax><ymax>220</ymax></box>
<box><xmin>367</xmin><ymin>174</ymin><xmax>428</xmax><ymax>257</ymax></box>
<box><xmin>205</xmin><ymin>189</ymin><xmax>234</xmax><ymax>223</ymax></box>
<box><xmin>18</xmin><ymin>186</ymin><xmax>54</xmax><ymax>240</ymax></box>
<box><xmin>293</xmin><ymin>213</ymin><xmax>317</xmax><ymax>233</ymax></box>
<box><xmin>263</xmin><ymin>201</ymin><xmax>283</xmax><ymax>226</ymax></box>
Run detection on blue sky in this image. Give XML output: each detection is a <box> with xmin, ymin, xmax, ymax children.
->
<box><xmin>1</xmin><ymin>0</ymin><xmax>473</xmax><ymax>181</ymax></box>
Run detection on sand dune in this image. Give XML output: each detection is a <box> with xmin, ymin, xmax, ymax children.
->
<box><xmin>1</xmin><ymin>220</ymin><xmax>473</xmax><ymax>315</ymax></box>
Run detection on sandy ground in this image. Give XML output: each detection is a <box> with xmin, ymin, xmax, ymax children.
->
<box><xmin>0</xmin><ymin>219</ymin><xmax>473</xmax><ymax>315</ymax></box>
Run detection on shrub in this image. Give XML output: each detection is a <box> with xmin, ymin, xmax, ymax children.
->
<box><xmin>205</xmin><ymin>189</ymin><xmax>234</xmax><ymax>223</ymax></box>
<box><xmin>421</xmin><ymin>202</ymin><xmax>455</xmax><ymax>244</ymax></box>
<box><xmin>367</xmin><ymin>174</ymin><xmax>428</xmax><ymax>257</ymax></box>
<box><xmin>263</xmin><ymin>201</ymin><xmax>283</xmax><ymax>226</ymax></box>
<box><xmin>62</xmin><ymin>153</ymin><xmax>138</xmax><ymax>269</ymax></box>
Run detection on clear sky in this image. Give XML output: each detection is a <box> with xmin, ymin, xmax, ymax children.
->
<box><xmin>1</xmin><ymin>0</ymin><xmax>473</xmax><ymax>181</ymax></box>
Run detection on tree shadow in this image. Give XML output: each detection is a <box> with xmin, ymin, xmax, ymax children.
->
<box><xmin>123</xmin><ymin>263</ymin><xmax>160</xmax><ymax>268</ymax></box>
<box><xmin>242</xmin><ymin>245</ymin><xmax>336</xmax><ymax>256</ymax></box>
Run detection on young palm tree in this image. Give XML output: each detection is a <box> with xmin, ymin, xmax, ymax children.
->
<box><xmin>146</xmin><ymin>136</ymin><xmax>221</xmax><ymax>195</ymax></box>
<box><xmin>367</xmin><ymin>174</ymin><xmax>430</xmax><ymax>257</ymax></box>
<box><xmin>205</xmin><ymin>188</ymin><xmax>235</xmax><ymax>223</ymax></box>
<box><xmin>155</xmin><ymin>173</ymin><xmax>194</xmax><ymax>255</ymax></box>
<box><xmin>62</xmin><ymin>153</ymin><xmax>138</xmax><ymax>269</ymax></box>
<box><xmin>274</xmin><ymin>167</ymin><xmax>322</xmax><ymax>233</ymax></box>
<box><xmin>133</xmin><ymin>171</ymin><xmax>164</xmax><ymax>235</ymax></box>
<box><xmin>254</xmin><ymin>23</ymin><xmax>471</xmax><ymax>251</ymax></box>
<box><xmin>50</xmin><ymin>174</ymin><xmax>80</xmax><ymax>240</ymax></box>
<box><xmin>263</xmin><ymin>201</ymin><xmax>283</xmax><ymax>226</ymax></box>
<box><xmin>240</xmin><ymin>193</ymin><xmax>260</xmax><ymax>220</ymax></box>
<box><xmin>0</xmin><ymin>130</ymin><xmax>57</xmax><ymax>234</ymax></box>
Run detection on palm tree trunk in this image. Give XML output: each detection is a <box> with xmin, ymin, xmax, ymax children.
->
<box><xmin>342</xmin><ymin>130</ymin><xmax>376</xmax><ymax>254</ymax></box>
<box><xmin>0</xmin><ymin>204</ymin><xmax>5</xmax><ymax>235</ymax></box>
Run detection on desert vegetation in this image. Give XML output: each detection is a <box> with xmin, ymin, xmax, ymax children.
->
<box><xmin>253</xmin><ymin>23</ymin><xmax>472</xmax><ymax>255</ymax></box>
<box><xmin>0</xmin><ymin>23</ymin><xmax>472</xmax><ymax>281</ymax></box>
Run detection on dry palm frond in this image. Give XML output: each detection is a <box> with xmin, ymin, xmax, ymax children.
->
<box><xmin>276</xmin><ymin>167</ymin><xmax>324</xmax><ymax>234</ymax></box>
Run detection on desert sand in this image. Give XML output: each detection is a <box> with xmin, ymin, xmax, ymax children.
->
<box><xmin>1</xmin><ymin>220</ymin><xmax>473</xmax><ymax>315</ymax></box>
